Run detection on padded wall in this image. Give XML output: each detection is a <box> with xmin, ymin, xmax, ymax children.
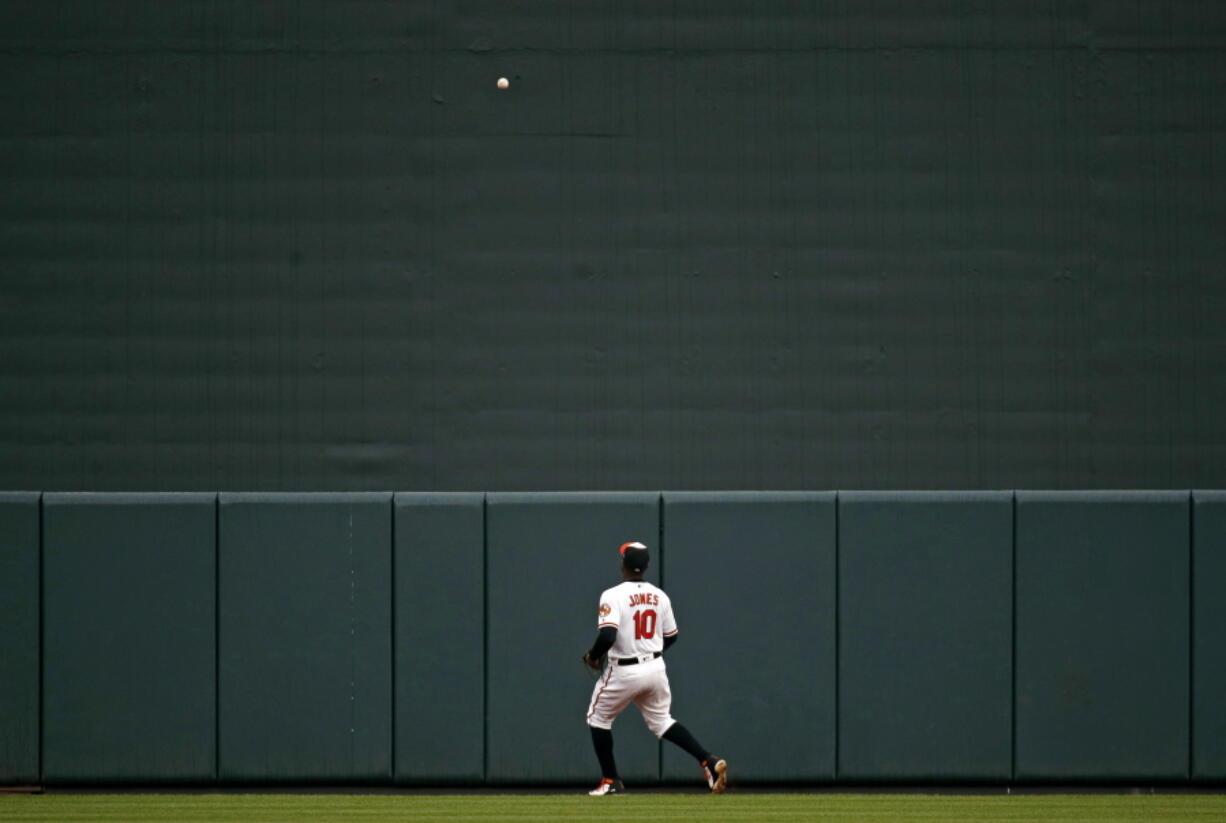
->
<box><xmin>41</xmin><ymin>493</ymin><xmax>216</xmax><ymax>783</ymax></box>
<box><xmin>218</xmin><ymin>493</ymin><xmax>392</xmax><ymax>781</ymax></box>
<box><xmin>393</xmin><ymin>493</ymin><xmax>484</xmax><ymax>783</ymax></box>
<box><xmin>9</xmin><ymin>488</ymin><xmax>1226</xmax><ymax>785</ymax></box>
<box><xmin>1014</xmin><ymin>491</ymin><xmax>1190</xmax><ymax>780</ymax></box>
<box><xmin>839</xmin><ymin>492</ymin><xmax>1013</xmax><ymax>780</ymax></box>
<box><xmin>660</xmin><ymin>492</ymin><xmax>836</xmax><ymax>782</ymax></box>
<box><xmin>485</xmin><ymin>493</ymin><xmax>660</xmax><ymax>783</ymax></box>
<box><xmin>1194</xmin><ymin>491</ymin><xmax>1226</xmax><ymax>779</ymax></box>
<box><xmin>0</xmin><ymin>492</ymin><xmax>40</xmax><ymax>784</ymax></box>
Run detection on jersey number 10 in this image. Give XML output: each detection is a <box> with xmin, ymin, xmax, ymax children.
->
<box><xmin>632</xmin><ymin>609</ymin><xmax>657</xmax><ymax>639</ymax></box>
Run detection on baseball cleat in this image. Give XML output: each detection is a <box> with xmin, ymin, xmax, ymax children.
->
<box><xmin>588</xmin><ymin>778</ymin><xmax>625</xmax><ymax>796</ymax></box>
<box><xmin>702</xmin><ymin>758</ymin><xmax>728</xmax><ymax>793</ymax></box>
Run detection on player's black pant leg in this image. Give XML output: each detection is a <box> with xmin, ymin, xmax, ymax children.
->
<box><xmin>661</xmin><ymin>722</ymin><xmax>712</xmax><ymax>764</ymax></box>
<box><xmin>590</xmin><ymin>727</ymin><xmax>620</xmax><ymax>780</ymax></box>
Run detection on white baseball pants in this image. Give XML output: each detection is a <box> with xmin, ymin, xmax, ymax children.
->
<box><xmin>585</xmin><ymin>656</ymin><xmax>677</xmax><ymax>738</ymax></box>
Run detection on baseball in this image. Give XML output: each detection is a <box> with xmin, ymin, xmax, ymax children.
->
<box><xmin>497</xmin><ymin>77</ymin><xmax>509</xmax><ymax>90</ymax></box>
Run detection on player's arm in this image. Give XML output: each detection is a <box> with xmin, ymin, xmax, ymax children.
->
<box><xmin>661</xmin><ymin>597</ymin><xmax>679</xmax><ymax>651</ymax></box>
<box><xmin>587</xmin><ymin>626</ymin><xmax>618</xmax><ymax>659</ymax></box>
<box><xmin>583</xmin><ymin>598</ymin><xmax>620</xmax><ymax>668</ymax></box>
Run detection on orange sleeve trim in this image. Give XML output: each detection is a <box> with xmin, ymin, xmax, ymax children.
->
<box><xmin>598</xmin><ymin>622</ymin><xmax>619</xmax><ymax>628</ymax></box>
<box><xmin>663</xmin><ymin>629</ymin><xmax>678</xmax><ymax>636</ymax></box>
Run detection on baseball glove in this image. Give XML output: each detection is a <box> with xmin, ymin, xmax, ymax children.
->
<box><xmin>581</xmin><ymin>650</ymin><xmax>605</xmax><ymax>674</ymax></box>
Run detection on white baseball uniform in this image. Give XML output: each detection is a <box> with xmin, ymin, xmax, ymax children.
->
<box><xmin>585</xmin><ymin>580</ymin><xmax>679</xmax><ymax>737</ymax></box>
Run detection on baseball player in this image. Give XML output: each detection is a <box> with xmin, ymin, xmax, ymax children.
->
<box><xmin>581</xmin><ymin>541</ymin><xmax>728</xmax><ymax>796</ymax></box>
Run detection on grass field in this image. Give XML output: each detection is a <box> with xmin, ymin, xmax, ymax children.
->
<box><xmin>2</xmin><ymin>793</ymin><xmax>1225</xmax><ymax>823</ymax></box>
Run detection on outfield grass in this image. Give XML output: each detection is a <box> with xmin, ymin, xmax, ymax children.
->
<box><xmin>2</xmin><ymin>793</ymin><xmax>1225</xmax><ymax>823</ymax></box>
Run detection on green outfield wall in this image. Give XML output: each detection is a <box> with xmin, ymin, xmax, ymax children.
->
<box><xmin>42</xmin><ymin>493</ymin><xmax>217</xmax><ymax>783</ymax></box>
<box><xmin>0</xmin><ymin>490</ymin><xmax>1220</xmax><ymax>786</ymax></box>
<box><xmin>217</xmin><ymin>493</ymin><xmax>393</xmax><ymax>782</ymax></box>
<box><xmin>838</xmin><ymin>492</ymin><xmax>1013</xmax><ymax>781</ymax></box>
<box><xmin>0</xmin><ymin>493</ymin><xmax>40</xmax><ymax>785</ymax></box>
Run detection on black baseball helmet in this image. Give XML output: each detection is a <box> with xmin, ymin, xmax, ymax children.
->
<box><xmin>619</xmin><ymin>541</ymin><xmax>649</xmax><ymax>573</ymax></box>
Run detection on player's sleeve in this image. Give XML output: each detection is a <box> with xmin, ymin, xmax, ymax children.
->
<box><xmin>661</xmin><ymin>595</ymin><xmax>678</xmax><ymax>638</ymax></box>
<box><xmin>597</xmin><ymin>592</ymin><xmax>620</xmax><ymax>630</ymax></box>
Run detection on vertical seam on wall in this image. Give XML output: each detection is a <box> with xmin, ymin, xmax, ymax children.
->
<box><xmin>38</xmin><ymin>493</ymin><xmax>44</xmax><ymax>787</ymax></box>
<box><xmin>657</xmin><ymin>492</ymin><xmax>664</xmax><ymax>784</ymax></box>
<box><xmin>482</xmin><ymin>493</ymin><xmax>489</xmax><ymax>784</ymax></box>
<box><xmin>389</xmin><ymin>495</ymin><xmax>396</xmax><ymax>782</ymax></box>
<box><xmin>1010</xmin><ymin>491</ymin><xmax>1017</xmax><ymax>783</ymax></box>
<box><xmin>347</xmin><ymin>505</ymin><xmax>357</xmax><ymax>772</ymax></box>
<box><xmin>214</xmin><ymin>493</ymin><xmax>220</xmax><ymax>783</ymax></box>
<box><xmin>1188</xmin><ymin>491</ymin><xmax>1195</xmax><ymax>780</ymax></box>
<box><xmin>657</xmin><ymin>492</ymin><xmax>665</xmax><ymax>587</ymax></box>
<box><xmin>833</xmin><ymin>491</ymin><xmax>840</xmax><ymax>781</ymax></box>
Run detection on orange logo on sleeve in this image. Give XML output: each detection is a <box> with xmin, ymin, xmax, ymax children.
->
<box><xmin>598</xmin><ymin>603</ymin><xmax>612</xmax><ymax>618</ymax></box>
